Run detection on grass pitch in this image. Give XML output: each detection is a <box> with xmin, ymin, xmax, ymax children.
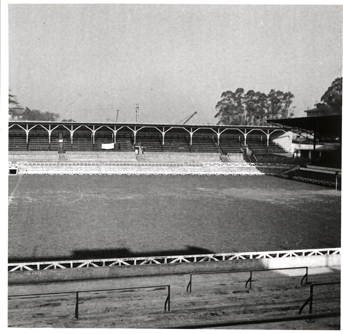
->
<box><xmin>8</xmin><ymin>174</ymin><xmax>341</xmax><ymax>262</ymax></box>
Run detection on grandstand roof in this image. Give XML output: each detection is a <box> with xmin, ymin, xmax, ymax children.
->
<box><xmin>267</xmin><ymin>115</ymin><xmax>342</xmax><ymax>137</ymax></box>
<box><xmin>8</xmin><ymin>120</ymin><xmax>286</xmax><ymax>131</ymax></box>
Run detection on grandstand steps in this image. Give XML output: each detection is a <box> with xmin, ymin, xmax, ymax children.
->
<box><xmin>8</xmin><ymin>266</ymin><xmax>340</xmax><ymax>329</ymax></box>
<box><xmin>140</xmin><ymin>152</ymin><xmax>222</xmax><ymax>163</ymax></box>
<box><xmin>9</xmin><ymin>152</ymin><xmax>60</xmax><ymax>162</ymax></box>
<box><xmin>227</xmin><ymin>153</ymin><xmax>245</xmax><ymax>162</ymax></box>
<box><xmin>14</xmin><ymin>162</ymin><xmax>289</xmax><ymax>175</ymax></box>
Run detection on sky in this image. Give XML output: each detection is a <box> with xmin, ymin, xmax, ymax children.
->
<box><xmin>7</xmin><ymin>3</ymin><xmax>343</xmax><ymax>125</ymax></box>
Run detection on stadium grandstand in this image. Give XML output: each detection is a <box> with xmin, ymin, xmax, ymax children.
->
<box><xmin>8</xmin><ymin>115</ymin><xmax>341</xmax><ymax>329</ymax></box>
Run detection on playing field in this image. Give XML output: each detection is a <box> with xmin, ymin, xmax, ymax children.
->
<box><xmin>8</xmin><ymin>174</ymin><xmax>341</xmax><ymax>262</ymax></box>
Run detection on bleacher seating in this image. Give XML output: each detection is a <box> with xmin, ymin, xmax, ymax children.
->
<box><xmin>268</xmin><ymin>142</ymin><xmax>288</xmax><ymax>154</ymax></box>
<box><xmin>94</xmin><ymin>133</ymin><xmax>113</xmax><ymax>151</ymax></box>
<box><xmin>163</xmin><ymin>137</ymin><xmax>191</xmax><ymax>152</ymax></box>
<box><xmin>48</xmin><ymin>137</ymin><xmax>73</xmax><ymax>151</ymax></box>
<box><xmin>69</xmin><ymin>137</ymin><xmax>94</xmax><ymax>151</ymax></box>
<box><xmin>116</xmin><ymin>136</ymin><xmax>133</xmax><ymax>151</ymax></box>
<box><xmin>9</xmin><ymin>135</ymin><xmax>27</xmax><ymax>151</ymax></box>
<box><xmin>220</xmin><ymin>139</ymin><xmax>242</xmax><ymax>154</ymax></box>
<box><xmin>28</xmin><ymin>136</ymin><xmax>50</xmax><ymax>151</ymax></box>
<box><xmin>191</xmin><ymin>137</ymin><xmax>218</xmax><ymax>153</ymax></box>
<box><xmin>247</xmin><ymin>139</ymin><xmax>288</xmax><ymax>155</ymax></box>
<box><xmin>137</xmin><ymin>136</ymin><xmax>163</xmax><ymax>152</ymax></box>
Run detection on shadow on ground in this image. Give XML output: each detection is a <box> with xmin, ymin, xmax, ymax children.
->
<box><xmin>8</xmin><ymin>245</ymin><xmax>213</xmax><ymax>263</ymax></box>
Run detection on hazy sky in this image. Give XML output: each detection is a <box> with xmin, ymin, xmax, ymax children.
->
<box><xmin>9</xmin><ymin>4</ymin><xmax>342</xmax><ymax>124</ymax></box>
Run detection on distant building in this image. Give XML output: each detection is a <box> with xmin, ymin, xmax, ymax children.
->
<box><xmin>305</xmin><ymin>107</ymin><xmax>327</xmax><ymax>117</ymax></box>
<box><xmin>9</xmin><ymin>107</ymin><xmax>25</xmax><ymax>120</ymax></box>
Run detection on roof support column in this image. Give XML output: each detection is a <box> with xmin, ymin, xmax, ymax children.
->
<box><xmin>92</xmin><ymin>125</ymin><xmax>96</xmax><ymax>144</ymax></box>
<box><xmin>312</xmin><ymin>124</ymin><xmax>318</xmax><ymax>165</ymax></box>
<box><xmin>133</xmin><ymin>126</ymin><xmax>137</xmax><ymax>145</ymax></box>
<box><xmin>161</xmin><ymin>127</ymin><xmax>165</xmax><ymax>145</ymax></box>
<box><xmin>113</xmin><ymin>126</ymin><xmax>117</xmax><ymax>144</ymax></box>
<box><xmin>25</xmin><ymin>124</ymin><xmax>29</xmax><ymax>144</ymax></box>
<box><xmin>48</xmin><ymin>125</ymin><xmax>52</xmax><ymax>144</ymax></box>
<box><xmin>244</xmin><ymin>129</ymin><xmax>247</xmax><ymax>146</ymax></box>
<box><xmin>217</xmin><ymin>129</ymin><xmax>221</xmax><ymax>146</ymax></box>
<box><xmin>190</xmin><ymin>128</ymin><xmax>193</xmax><ymax>146</ymax></box>
<box><xmin>70</xmin><ymin>125</ymin><xmax>74</xmax><ymax>144</ymax></box>
<box><xmin>266</xmin><ymin>130</ymin><xmax>270</xmax><ymax>146</ymax></box>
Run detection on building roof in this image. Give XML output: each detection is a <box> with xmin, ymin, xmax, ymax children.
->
<box><xmin>267</xmin><ymin>115</ymin><xmax>342</xmax><ymax>137</ymax></box>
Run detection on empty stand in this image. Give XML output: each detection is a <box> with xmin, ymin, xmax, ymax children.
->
<box><xmin>191</xmin><ymin>137</ymin><xmax>218</xmax><ymax>153</ymax></box>
<box><xmin>116</xmin><ymin>135</ymin><xmax>133</xmax><ymax>151</ymax></box>
<box><xmin>9</xmin><ymin>135</ymin><xmax>27</xmax><ymax>151</ymax></box>
<box><xmin>28</xmin><ymin>136</ymin><xmax>50</xmax><ymax>151</ymax></box>
<box><xmin>219</xmin><ymin>139</ymin><xmax>242</xmax><ymax>154</ymax></box>
<box><xmin>94</xmin><ymin>133</ymin><xmax>113</xmax><ymax>151</ymax></box>
<box><xmin>69</xmin><ymin>137</ymin><xmax>94</xmax><ymax>151</ymax></box>
<box><xmin>247</xmin><ymin>139</ymin><xmax>287</xmax><ymax>155</ymax></box>
<box><xmin>163</xmin><ymin>137</ymin><xmax>191</xmax><ymax>152</ymax></box>
<box><xmin>137</xmin><ymin>135</ymin><xmax>163</xmax><ymax>152</ymax></box>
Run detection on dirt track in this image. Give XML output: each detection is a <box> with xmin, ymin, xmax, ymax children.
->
<box><xmin>8</xmin><ymin>265</ymin><xmax>340</xmax><ymax>329</ymax></box>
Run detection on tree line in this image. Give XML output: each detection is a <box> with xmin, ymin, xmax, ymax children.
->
<box><xmin>9</xmin><ymin>91</ymin><xmax>73</xmax><ymax>122</ymax></box>
<box><xmin>215</xmin><ymin>88</ymin><xmax>294</xmax><ymax>126</ymax></box>
<box><xmin>214</xmin><ymin>77</ymin><xmax>342</xmax><ymax>125</ymax></box>
<box><xmin>9</xmin><ymin>77</ymin><xmax>341</xmax><ymax>123</ymax></box>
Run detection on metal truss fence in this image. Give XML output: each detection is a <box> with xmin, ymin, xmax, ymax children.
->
<box><xmin>8</xmin><ymin>248</ymin><xmax>341</xmax><ymax>272</ymax></box>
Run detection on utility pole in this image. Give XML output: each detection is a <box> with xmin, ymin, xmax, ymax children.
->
<box><xmin>136</xmin><ymin>104</ymin><xmax>139</xmax><ymax>123</ymax></box>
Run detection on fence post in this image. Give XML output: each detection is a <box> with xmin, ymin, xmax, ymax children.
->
<box><xmin>187</xmin><ymin>274</ymin><xmax>192</xmax><ymax>293</ymax></box>
<box><xmin>75</xmin><ymin>292</ymin><xmax>79</xmax><ymax>319</ymax></box>
<box><xmin>309</xmin><ymin>285</ymin><xmax>314</xmax><ymax>314</ymax></box>
<box><xmin>245</xmin><ymin>271</ymin><xmax>252</xmax><ymax>289</ymax></box>
<box><xmin>301</xmin><ymin>267</ymin><xmax>308</xmax><ymax>285</ymax></box>
<box><xmin>164</xmin><ymin>285</ymin><xmax>170</xmax><ymax>312</ymax></box>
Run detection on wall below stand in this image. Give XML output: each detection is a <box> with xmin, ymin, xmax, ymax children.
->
<box><xmin>8</xmin><ymin>254</ymin><xmax>340</xmax><ymax>285</ymax></box>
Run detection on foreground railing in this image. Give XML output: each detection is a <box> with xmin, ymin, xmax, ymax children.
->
<box><xmin>299</xmin><ymin>282</ymin><xmax>340</xmax><ymax>315</ymax></box>
<box><xmin>8</xmin><ymin>284</ymin><xmax>171</xmax><ymax>319</ymax></box>
<box><xmin>8</xmin><ymin>248</ymin><xmax>340</xmax><ymax>272</ymax></box>
<box><xmin>186</xmin><ymin>266</ymin><xmax>309</xmax><ymax>293</ymax></box>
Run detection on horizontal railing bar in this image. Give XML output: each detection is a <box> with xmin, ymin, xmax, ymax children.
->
<box><xmin>187</xmin><ymin>267</ymin><xmax>308</xmax><ymax>292</ymax></box>
<box><xmin>168</xmin><ymin>311</ymin><xmax>341</xmax><ymax>329</ymax></box>
<box><xmin>188</xmin><ymin>266</ymin><xmax>308</xmax><ymax>276</ymax></box>
<box><xmin>8</xmin><ymin>284</ymin><xmax>170</xmax><ymax>299</ymax></box>
<box><xmin>310</xmin><ymin>282</ymin><xmax>341</xmax><ymax>287</ymax></box>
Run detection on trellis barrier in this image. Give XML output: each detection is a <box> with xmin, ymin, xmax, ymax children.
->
<box><xmin>8</xmin><ymin>284</ymin><xmax>171</xmax><ymax>319</ymax></box>
<box><xmin>186</xmin><ymin>266</ymin><xmax>309</xmax><ymax>293</ymax></box>
<box><xmin>8</xmin><ymin>248</ymin><xmax>340</xmax><ymax>272</ymax></box>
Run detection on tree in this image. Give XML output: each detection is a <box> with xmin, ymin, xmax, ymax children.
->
<box><xmin>215</xmin><ymin>88</ymin><xmax>294</xmax><ymax>125</ymax></box>
<box><xmin>266</xmin><ymin>90</ymin><xmax>294</xmax><ymax>120</ymax></box>
<box><xmin>215</xmin><ymin>88</ymin><xmax>247</xmax><ymax>125</ymax></box>
<box><xmin>315</xmin><ymin>77</ymin><xmax>342</xmax><ymax>115</ymax></box>
<box><xmin>61</xmin><ymin>118</ymin><xmax>76</xmax><ymax>122</ymax></box>
<box><xmin>9</xmin><ymin>91</ymin><xmax>19</xmax><ymax>106</ymax></box>
<box><xmin>22</xmin><ymin>108</ymin><xmax>60</xmax><ymax>121</ymax></box>
<box><xmin>9</xmin><ymin>90</ymin><xmax>62</xmax><ymax>121</ymax></box>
